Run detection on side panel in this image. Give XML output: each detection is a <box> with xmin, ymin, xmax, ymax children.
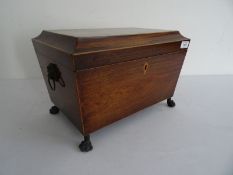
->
<box><xmin>33</xmin><ymin>42</ymin><xmax>83</xmax><ymax>134</ymax></box>
<box><xmin>77</xmin><ymin>51</ymin><xmax>186</xmax><ymax>134</ymax></box>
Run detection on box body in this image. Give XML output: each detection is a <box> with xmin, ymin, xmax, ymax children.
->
<box><xmin>32</xmin><ymin>28</ymin><xmax>190</xmax><ymax>135</ymax></box>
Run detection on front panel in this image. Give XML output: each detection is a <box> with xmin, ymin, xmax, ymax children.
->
<box><xmin>77</xmin><ymin>51</ymin><xmax>187</xmax><ymax>133</ymax></box>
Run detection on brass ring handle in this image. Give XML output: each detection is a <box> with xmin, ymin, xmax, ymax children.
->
<box><xmin>58</xmin><ymin>77</ymin><xmax>65</xmax><ymax>87</ymax></box>
<box><xmin>48</xmin><ymin>77</ymin><xmax>56</xmax><ymax>90</ymax></box>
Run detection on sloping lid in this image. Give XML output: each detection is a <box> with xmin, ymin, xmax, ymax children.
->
<box><xmin>33</xmin><ymin>28</ymin><xmax>189</xmax><ymax>55</ymax></box>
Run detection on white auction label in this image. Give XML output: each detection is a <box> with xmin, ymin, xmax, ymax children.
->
<box><xmin>180</xmin><ymin>41</ymin><xmax>190</xmax><ymax>49</ymax></box>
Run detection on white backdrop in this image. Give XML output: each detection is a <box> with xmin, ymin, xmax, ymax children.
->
<box><xmin>0</xmin><ymin>0</ymin><xmax>233</xmax><ymax>79</ymax></box>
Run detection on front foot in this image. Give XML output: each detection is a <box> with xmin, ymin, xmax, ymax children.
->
<box><xmin>79</xmin><ymin>135</ymin><xmax>93</xmax><ymax>152</ymax></box>
<box><xmin>49</xmin><ymin>106</ymin><xmax>60</xmax><ymax>114</ymax></box>
<box><xmin>167</xmin><ymin>98</ymin><xmax>176</xmax><ymax>107</ymax></box>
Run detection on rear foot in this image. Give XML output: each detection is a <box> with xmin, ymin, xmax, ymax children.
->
<box><xmin>49</xmin><ymin>106</ymin><xmax>59</xmax><ymax>114</ymax></box>
<box><xmin>167</xmin><ymin>98</ymin><xmax>175</xmax><ymax>107</ymax></box>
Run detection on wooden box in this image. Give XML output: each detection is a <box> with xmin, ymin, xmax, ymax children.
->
<box><xmin>32</xmin><ymin>28</ymin><xmax>190</xmax><ymax>152</ymax></box>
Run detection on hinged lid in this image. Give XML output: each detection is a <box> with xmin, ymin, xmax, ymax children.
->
<box><xmin>33</xmin><ymin>28</ymin><xmax>190</xmax><ymax>70</ymax></box>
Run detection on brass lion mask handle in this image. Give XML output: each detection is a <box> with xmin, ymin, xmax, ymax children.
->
<box><xmin>47</xmin><ymin>63</ymin><xmax>65</xmax><ymax>91</ymax></box>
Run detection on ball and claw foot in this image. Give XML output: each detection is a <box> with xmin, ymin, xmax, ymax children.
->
<box><xmin>49</xmin><ymin>106</ymin><xmax>60</xmax><ymax>114</ymax></box>
<box><xmin>79</xmin><ymin>135</ymin><xmax>93</xmax><ymax>152</ymax></box>
<box><xmin>167</xmin><ymin>98</ymin><xmax>176</xmax><ymax>107</ymax></box>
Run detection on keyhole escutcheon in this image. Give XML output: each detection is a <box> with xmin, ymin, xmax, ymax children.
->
<box><xmin>144</xmin><ymin>62</ymin><xmax>149</xmax><ymax>74</ymax></box>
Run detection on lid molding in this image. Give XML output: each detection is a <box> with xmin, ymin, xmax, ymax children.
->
<box><xmin>32</xmin><ymin>28</ymin><xmax>189</xmax><ymax>55</ymax></box>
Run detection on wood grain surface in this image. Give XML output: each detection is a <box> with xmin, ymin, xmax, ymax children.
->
<box><xmin>77</xmin><ymin>51</ymin><xmax>186</xmax><ymax>134</ymax></box>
